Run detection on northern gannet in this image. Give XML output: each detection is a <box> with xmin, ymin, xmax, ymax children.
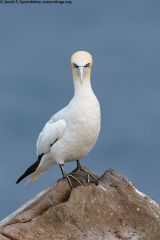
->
<box><xmin>16</xmin><ymin>51</ymin><xmax>101</xmax><ymax>188</ymax></box>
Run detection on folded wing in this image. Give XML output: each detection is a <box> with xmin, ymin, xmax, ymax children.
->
<box><xmin>36</xmin><ymin>119</ymin><xmax>66</xmax><ymax>156</ymax></box>
<box><xmin>16</xmin><ymin>119</ymin><xmax>67</xmax><ymax>184</ymax></box>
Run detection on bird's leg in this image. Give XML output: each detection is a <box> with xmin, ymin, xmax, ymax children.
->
<box><xmin>76</xmin><ymin>159</ymin><xmax>81</xmax><ymax>171</ymax></box>
<box><xmin>59</xmin><ymin>164</ymin><xmax>73</xmax><ymax>189</ymax></box>
<box><xmin>59</xmin><ymin>164</ymin><xmax>82</xmax><ymax>189</ymax></box>
<box><xmin>59</xmin><ymin>164</ymin><xmax>67</xmax><ymax>178</ymax></box>
<box><xmin>76</xmin><ymin>160</ymin><xmax>99</xmax><ymax>184</ymax></box>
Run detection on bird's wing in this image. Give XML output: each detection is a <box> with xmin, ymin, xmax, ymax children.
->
<box><xmin>36</xmin><ymin>118</ymin><xmax>67</xmax><ymax>157</ymax></box>
<box><xmin>16</xmin><ymin>119</ymin><xmax>66</xmax><ymax>184</ymax></box>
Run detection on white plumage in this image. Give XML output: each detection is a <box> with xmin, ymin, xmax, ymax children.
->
<box><xmin>16</xmin><ymin>51</ymin><xmax>101</xmax><ymax>185</ymax></box>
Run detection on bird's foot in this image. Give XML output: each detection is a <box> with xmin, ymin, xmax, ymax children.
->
<box><xmin>59</xmin><ymin>163</ymin><xmax>98</xmax><ymax>189</ymax></box>
<box><xmin>75</xmin><ymin>163</ymin><xmax>99</xmax><ymax>185</ymax></box>
<box><xmin>64</xmin><ymin>173</ymin><xmax>83</xmax><ymax>189</ymax></box>
<box><xmin>80</xmin><ymin>167</ymin><xmax>99</xmax><ymax>184</ymax></box>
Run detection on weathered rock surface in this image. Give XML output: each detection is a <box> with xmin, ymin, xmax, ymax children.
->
<box><xmin>0</xmin><ymin>168</ymin><xmax>160</xmax><ymax>240</ymax></box>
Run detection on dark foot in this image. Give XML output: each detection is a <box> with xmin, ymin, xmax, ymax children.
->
<box><xmin>75</xmin><ymin>160</ymin><xmax>99</xmax><ymax>185</ymax></box>
<box><xmin>59</xmin><ymin>163</ymin><xmax>99</xmax><ymax>189</ymax></box>
<box><xmin>78</xmin><ymin>167</ymin><xmax>99</xmax><ymax>184</ymax></box>
<box><xmin>64</xmin><ymin>173</ymin><xmax>83</xmax><ymax>189</ymax></box>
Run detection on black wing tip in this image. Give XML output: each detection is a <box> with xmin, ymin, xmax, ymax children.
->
<box><xmin>16</xmin><ymin>179</ymin><xmax>21</xmax><ymax>184</ymax></box>
<box><xmin>16</xmin><ymin>157</ymin><xmax>42</xmax><ymax>185</ymax></box>
<box><xmin>16</xmin><ymin>175</ymin><xmax>25</xmax><ymax>184</ymax></box>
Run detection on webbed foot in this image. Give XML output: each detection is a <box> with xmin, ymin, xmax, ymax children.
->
<box><xmin>59</xmin><ymin>164</ymin><xmax>84</xmax><ymax>189</ymax></box>
<box><xmin>75</xmin><ymin>160</ymin><xmax>99</xmax><ymax>185</ymax></box>
<box><xmin>59</xmin><ymin>162</ymin><xmax>99</xmax><ymax>189</ymax></box>
<box><xmin>64</xmin><ymin>173</ymin><xmax>83</xmax><ymax>189</ymax></box>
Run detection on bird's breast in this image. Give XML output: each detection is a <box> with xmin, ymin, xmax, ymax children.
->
<box><xmin>59</xmin><ymin>95</ymin><xmax>100</xmax><ymax>160</ymax></box>
<box><xmin>51</xmin><ymin>92</ymin><xmax>101</xmax><ymax>163</ymax></box>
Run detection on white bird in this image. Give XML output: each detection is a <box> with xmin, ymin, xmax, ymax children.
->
<box><xmin>16</xmin><ymin>51</ymin><xmax>101</xmax><ymax>188</ymax></box>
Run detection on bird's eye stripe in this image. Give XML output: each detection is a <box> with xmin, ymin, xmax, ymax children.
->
<box><xmin>74</xmin><ymin>63</ymin><xmax>79</xmax><ymax>68</ymax></box>
<box><xmin>74</xmin><ymin>63</ymin><xmax>89</xmax><ymax>68</ymax></box>
<box><xmin>85</xmin><ymin>63</ymin><xmax>89</xmax><ymax>68</ymax></box>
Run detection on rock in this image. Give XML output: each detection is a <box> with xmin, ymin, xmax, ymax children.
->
<box><xmin>0</xmin><ymin>168</ymin><xmax>160</xmax><ymax>240</ymax></box>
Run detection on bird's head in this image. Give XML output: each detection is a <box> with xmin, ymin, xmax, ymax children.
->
<box><xmin>71</xmin><ymin>51</ymin><xmax>92</xmax><ymax>84</ymax></box>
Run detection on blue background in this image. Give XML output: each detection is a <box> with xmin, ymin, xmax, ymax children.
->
<box><xmin>0</xmin><ymin>0</ymin><xmax>160</xmax><ymax>220</ymax></box>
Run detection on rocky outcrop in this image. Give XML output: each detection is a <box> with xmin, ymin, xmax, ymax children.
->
<box><xmin>0</xmin><ymin>168</ymin><xmax>160</xmax><ymax>240</ymax></box>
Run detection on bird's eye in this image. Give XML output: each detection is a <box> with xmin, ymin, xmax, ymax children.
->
<box><xmin>85</xmin><ymin>63</ymin><xmax>89</xmax><ymax>68</ymax></box>
<box><xmin>74</xmin><ymin>63</ymin><xmax>79</xmax><ymax>69</ymax></box>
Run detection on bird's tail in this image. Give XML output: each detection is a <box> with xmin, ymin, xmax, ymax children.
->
<box><xmin>16</xmin><ymin>156</ymin><xmax>56</xmax><ymax>185</ymax></box>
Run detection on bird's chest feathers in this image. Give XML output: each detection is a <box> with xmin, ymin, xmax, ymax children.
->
<box><xmin>68</xmin><ymin>97</ymin><xmax>100</xmax><ymax>135</ymax></box>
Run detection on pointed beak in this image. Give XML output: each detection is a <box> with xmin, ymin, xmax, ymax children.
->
<box><xmin>78</xmin><ymin>66</ymin><xmax>85</xmax><ymax>84</ymax></box>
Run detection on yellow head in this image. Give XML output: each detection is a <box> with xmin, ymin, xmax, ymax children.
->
<box><xmin>71</xmin><ymin>51</ymin><xmax>93</xmax><ymax>84</ymax></box>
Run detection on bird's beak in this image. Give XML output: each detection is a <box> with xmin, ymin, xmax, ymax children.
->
<box><xmin>78</xmin><ymin>66</ymin><xmax>85</xmax><ymax>84</ymax></box>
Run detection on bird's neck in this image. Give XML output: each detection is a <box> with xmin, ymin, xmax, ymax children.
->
<box><xmin>73</xmin><ymin>73</ymin><xmax>93</xmax><ymax>97</ymax></box>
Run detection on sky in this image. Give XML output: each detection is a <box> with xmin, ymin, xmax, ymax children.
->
<box><xmin>0</xmin><ymin>0</ymin><xmax>160</xmax><ymax>220</ymax></box>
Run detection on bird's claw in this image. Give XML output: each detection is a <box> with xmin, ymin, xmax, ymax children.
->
<box><xmin>79</xmin><ymin>167</ymin><xmax>99</xmax><ymax>184</ymax></box>
<box><xmin>64</xmin><ymin>174</ymin><xmax>83</xmax><ymax>189</ymax></box>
